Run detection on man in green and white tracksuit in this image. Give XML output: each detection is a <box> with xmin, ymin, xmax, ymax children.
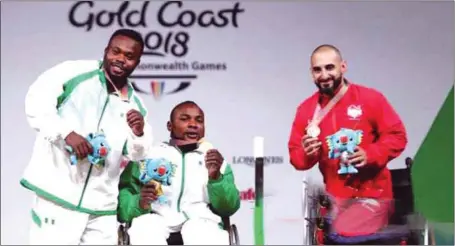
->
<box><xmin>21</xmin><ymin>29</ymin><xmax>153</xmax><ymax>245</ymax></box>
<box><xmin>118</xmin><ymin>101</ymin><xmax>241</xmax><ymax>245</ymax></box>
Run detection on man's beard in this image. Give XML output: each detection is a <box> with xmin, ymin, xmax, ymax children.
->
<box><xmin>316</xmin><ymin>76</ymin><xmax>343</xmax><ymax>96</ymax></box>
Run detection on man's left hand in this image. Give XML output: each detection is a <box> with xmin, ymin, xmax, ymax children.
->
<box><xmin>349</xmin><ymin>146</ymin><xmax>368</xmax><ymax>167</ymax></box>
<box><xmin>126</xmin><ymin>109</ymin><xmax>144</xmax><ymax>137</ymax></box>
<box><xmin>205</xmin><ymin>149</ymin><xmax>224</xmax><ymax>180</ymax></box>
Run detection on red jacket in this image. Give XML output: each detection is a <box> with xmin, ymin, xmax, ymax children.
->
<box><xmin>288</xmin><ymin>83</ymin><xmax>407</xmax><ymax>199</ymax></box>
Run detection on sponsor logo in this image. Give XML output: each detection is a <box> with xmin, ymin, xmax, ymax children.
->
<box><xmin>240</xmin><ymin>188</ymin><xmax>256</xmax><ymax>201</ymax></box>
<box><xmin>232</xmin><ymin>156</ymin><xmax>284</xmax><ymax>166</ymax></box>
<box><xmin>68</xmin><ymin>1</ymin><xmax>245</xmax><ymax>100</ymax></box>
<box><xmin>239</xmin><ymin>188</ymin><xmax>273</xmax><ymax>203</ymax></box>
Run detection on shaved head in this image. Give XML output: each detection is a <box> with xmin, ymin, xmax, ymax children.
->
<box><xmin>169</xmin><ymin>100</ymin><xmax>202</xmax><ymax>122</ymax></box>
<box><xmin>311</xmin><ymin>44</ymin><xmax>343</xmax><ymax>61</ymax></box>
<box><xmin>310</xmin><ymin>44</ymin><xmax>347</xmax><ymax>96</ymax></box>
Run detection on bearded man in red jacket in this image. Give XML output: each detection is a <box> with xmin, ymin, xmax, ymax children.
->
<box><xmin>288</xmin><ymin>44</ymin><xmax>408</xmax><ymax>237</ymax></box>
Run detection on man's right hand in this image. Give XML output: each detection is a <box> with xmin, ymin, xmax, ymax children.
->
<box><xmin>301</xmin><ymin>134</ymin><xmax>322</xmax><ymax>156</ymax></box>
<box><xmin>139</xmin><ymin>183</ymin><xmax>158</xmax><ymax>210</ymax></box>
<box><xmin>64</xmin><ymin>131</ymin><xmax>93</xmax><ymax>160</ymax></box>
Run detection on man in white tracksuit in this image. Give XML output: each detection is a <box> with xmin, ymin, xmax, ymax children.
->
<box><xmin>21</xmin><ymin>29</ymin><xmax>153</xmax><ymax>245</ymax></box>
<box><xmin>118</xmin><ymin>101</ymin><xmax>241</xmax><ymax>245</ymax></box>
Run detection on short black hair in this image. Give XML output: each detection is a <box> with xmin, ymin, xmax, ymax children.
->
<box><xmin>170</xmin><ymin>101</ymin><xmax>200</xmax><ymax>121</ymax></box>
<box><xmin>108</xmin><ymin>28</ymin><xmax>144</xmax><ymax>52</ymax></box>
<box><xmin>311</xmin><ymin>44</ymin><xmax>343</xmax><ymax>60</ymax></box>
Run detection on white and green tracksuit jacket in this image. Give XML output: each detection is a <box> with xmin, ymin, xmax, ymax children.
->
<box><xmin>21</xmin><ymin>60</ymin><xmax>153</xmax><ymax>215</ymax></box>
<box><xmin>118</xmin><ymin>141</ymin><xmax>241</xmax><ymax>226</ymax></box>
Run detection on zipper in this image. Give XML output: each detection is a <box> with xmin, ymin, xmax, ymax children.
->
<box><xmin>76</xmin><ymin>96</ymin><xmax>109</xmax><ymax>208</ymax></box>
<box><xmin>77</xmin><ymin>165</ymin><xmax>94</xmax><ymax>208</ymax></box>
<box><xmin>176</xmin><ymin>153</ymin><xmax>186</xmax><ymax>212</ymax></box>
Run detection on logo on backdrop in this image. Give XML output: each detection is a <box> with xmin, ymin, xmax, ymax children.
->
<box><xmin>240</xmin><ymin>188</ymin><xmax>273</xmax><ymax>208</ymax></box>
<box><xmin>68</xmin><ymin>1</ymin><xmax>245</xmax><ymax>100</ymax></box>
<box><xmin>240</xmin><ymin>188</ymin><xmax>256</xmax><ymax>201</ymax></box>
<box><xmin>232</xmin><ymin>156</ymin><xmax>284</xmax><ymax>167</ymax></box>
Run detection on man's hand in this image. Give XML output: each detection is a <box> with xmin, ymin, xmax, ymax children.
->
<box><xmin>64</xmin><ymin>131</ymin><xmax>93</xmax><ymax>160</ymax></box>
<box><xmin>139</xmin><ymin>183</ymin><xmax>157</xmax><ymax>210</ymax></box>
<box><xmin>126</xmin><ymin>109</ymin><xmax>144</xmax><ymax>137</ymax></box>
<box><xmin>205</xmin><ymin>149</ymin><xmax>224</xmax><ymax>180</ymax></box>
<box><xmin>301</xmin><ymin>135</ymin><xmax>322</xmax><ymax>156</ymax></box>
<box><xmin>349</xmin><ymin>146</ymin><xmax>368</xmax><ymax>167</ymax></box>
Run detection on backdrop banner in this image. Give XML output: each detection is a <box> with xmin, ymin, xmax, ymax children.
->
<box><xmin>1</xmin><ymin>1</ymin><xmax>453</xmax><ymax>245</ymax></box>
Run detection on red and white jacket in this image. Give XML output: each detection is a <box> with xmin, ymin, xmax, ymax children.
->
<box><xmin>288</xmin><ymin>82</ymin><xmax>407</xmax><ymax>200</ymax></box>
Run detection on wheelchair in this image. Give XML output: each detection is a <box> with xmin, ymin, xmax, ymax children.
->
<box><xmin>117</xmin><ymin>211</ymin><xmax>240</xmax><ymax>245</ymax></box>
<box><xmin>304</xmin><ymin>157</ymin><xmax>432</xmax><ymax>245</ymax></box>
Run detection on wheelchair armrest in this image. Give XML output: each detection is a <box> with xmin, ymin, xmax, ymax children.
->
<box><xmin>118</xmin><ymin>221</ymin><xmax>132</xmax><ymax>245</ymax></box>
<box><xmin>221</xmin><ymin>216</ymin><xmax>231</xmax><ymax>231</ymax></box>
<box><xmin>229</xmin><ymin>223</ymin><xmax>240</xmax><ymax>245</ymax></box>
<box><xmin>119</xmin><ymin>221</ymin><xmax>132</xmax><ymax>233</ymax></box>
<box><xmin>221</xmin><ymin>216</ymin><xmax>240</xmax><ymax>245</ymax></box>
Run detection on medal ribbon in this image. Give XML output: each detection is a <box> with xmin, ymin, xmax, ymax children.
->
<box><xmin>309</xmin><ymin>83</ymin><xmax>350</xmax><ymax>128</ymax></box>
<box><xmin>104</xmin><ymin>69</ymin><xmax>134</xmax><ymax>115</ymax></box>
<box><xmin>107</xmin><ymin>78</ymin><xmax>129</xmax><ymax>101</ymax></box>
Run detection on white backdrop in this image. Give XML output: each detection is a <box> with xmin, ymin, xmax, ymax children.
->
<box><xmin>1</xmin><ymin>1</ymin><xmax>453</xmax><ymax>245</ymax></box>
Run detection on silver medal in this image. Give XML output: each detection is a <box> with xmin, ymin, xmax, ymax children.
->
<box><xmin>307</xmin><ymin>125</ymin><xmax>321</xmax><ymax>138</ymax></box>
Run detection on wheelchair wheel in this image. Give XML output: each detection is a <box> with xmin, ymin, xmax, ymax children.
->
<box><xmin>230</xmin><ymin>224</ymin><xmax>240</xmax><ymax>245</ymax></box>
<box><xmin>309</xmin><ymin>187</ymin><xmax>324</xmax><ymax>245</ymax></box>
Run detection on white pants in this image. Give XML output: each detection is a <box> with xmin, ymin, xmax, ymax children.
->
<box><xmin>129</xmin><ymin>213</ymin><xmax>230</xmax><ymax>245</ymax></box>
<box><xmin>28</xmin><ymin>195</ymin><xmax>118</xmax><ymax>245</ymax></box>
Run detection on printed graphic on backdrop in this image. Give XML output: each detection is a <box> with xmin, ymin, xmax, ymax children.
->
<box><xmin>67</xmin><ymin>1</ymin><xmax>245</xmax><ymax>100</ymax></box>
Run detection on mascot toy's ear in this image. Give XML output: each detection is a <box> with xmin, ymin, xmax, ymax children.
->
<box><xmin>355</xmin><ymin>130</ymin><xmax>363</xmax><ymax>144</ymax></box>
<box><xmin>326</xmin><ymin>134</ymin><xmax>336</xmax><ymax>159</ymax></box>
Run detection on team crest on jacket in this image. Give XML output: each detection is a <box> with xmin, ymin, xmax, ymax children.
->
<box><xmin>347</xmin><ymin>105</ymin><xmax>362</xmax><ymax>120</ymax></box>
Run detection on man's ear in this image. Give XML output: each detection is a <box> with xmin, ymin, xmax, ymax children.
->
<box><xmin>308</xmin><ymin>67</ymin><xmax>317</xmax><ymax>82</ymax></box>
<box><xmin>166</xmin><ymin>121</ymin><xmax>172</xmax><ymax>132</ymax></box>
<box><xmin>340</xmin><ymin>60</ymin><xmax>348</xmax><ymax>73</ymax></box>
